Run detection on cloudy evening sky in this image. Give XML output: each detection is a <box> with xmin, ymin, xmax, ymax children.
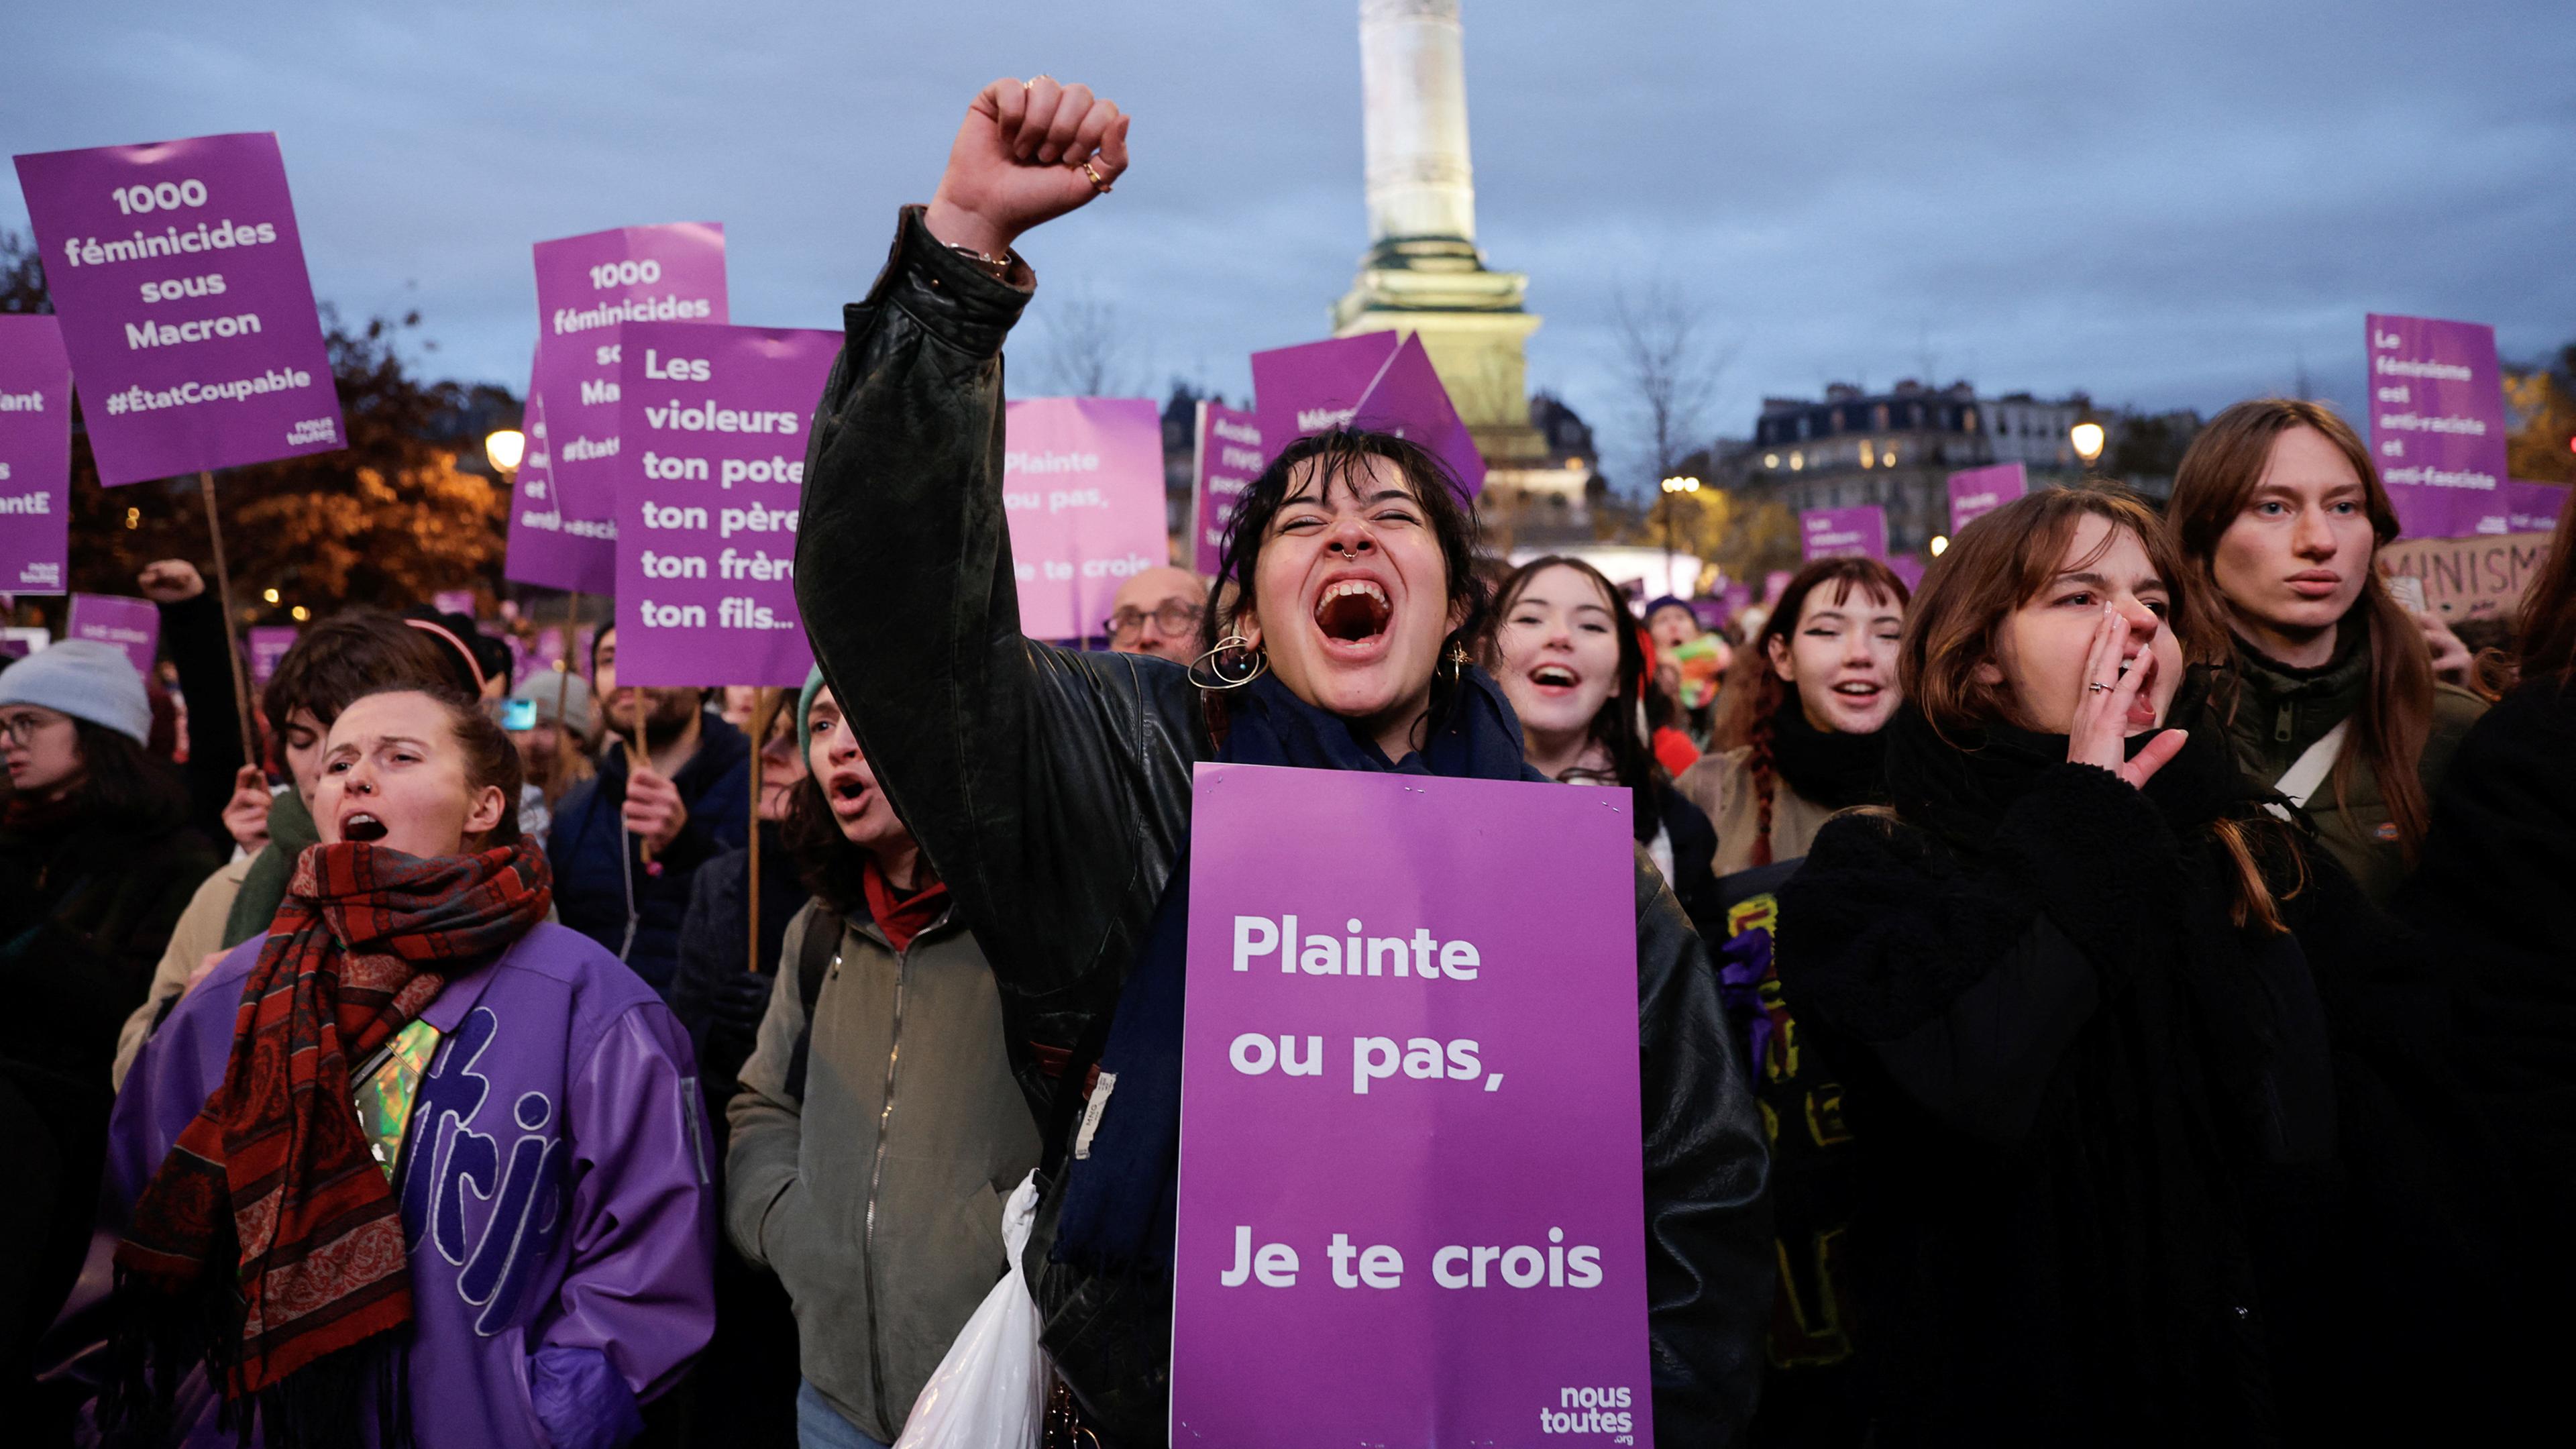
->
<box><xmin>7</xmin><ymin>0</ymin><xmax>2570</xmax><ymax>484</ymax></box>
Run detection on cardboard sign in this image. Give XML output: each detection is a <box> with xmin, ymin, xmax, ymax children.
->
<box><xmin>1250</xmin><ymin>332</ymin><xmax>1484</xmax><ymax>496</ymax></box>
<box><xmin>1002</xmin><ymin>397</ymin><xmax>1169</xmax><ymax>642</ymax></box>
<box><xmin>502</xmin><ymin>379</ymin><xmax>614</xmax><ymax>593</ymax></box>
<box><xmin>2379</xmin><ymin>531</ymin><xmax>2556</xmax><ymax>621</ymax></box>
<box><xmin>1191</xmin><ymin>400</ymin><xmax>1264</xmax><ymax>576</ymax></box>
<box><xmin>531</xmin><ymin>223</ymin><xmax>727</xmax><ymax>521</ymax></box>
<box><xmin>610</xmin><ymin>321</ymin><xmax>831</xmax><ymax>686</ymax></box>
<box><xmin>13</xmin><ymin>133</ymin><xmax>342</xmax><ymax>485</ymax></box>
<box><xmin>1801</xmin><ymin>505</ymin><xmax>1888</xmax><ymax>561</ymax></box>
<box><xmin>0</xmin><ymin>315</ymin><xmax>72</xmax><ymax>593</ymax></box>
<box><xmin>1171</xmin><ymin>763</ymin><xmax>1654</xmax><ymax>1444</ymax></box>
<box><xmin>67</xmin><ymin>592</ymin><xmax>158</xmax><ymax>676</ymax></box>
<box><xmin>2367</xmin><ymin>314</ymin><xmax>2510</xmax><ymax>539</ymax></box>
<box><xmin>246</xmin><ymin>625</ymin><xmax>299</xmax><ymax>686</ymax></box>
<box><xmin>1946</xmin><ymin>462</ymin><xmax>2027</xmax><ymax>535</ymax></box>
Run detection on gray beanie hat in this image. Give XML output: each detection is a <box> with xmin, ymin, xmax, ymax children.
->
<box><xmin>511</xmin><ymin>669</ymin><xmax>595</xmax><ymax>736</ymax></box>
<box><xmin>0</xmin><ymin>639</ymin><xmax>152</xmax><ymax>745</ymax></box>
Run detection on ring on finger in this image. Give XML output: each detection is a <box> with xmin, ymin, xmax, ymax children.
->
<box><xmin>2086</xmin><ymin>682</ymin><xmax>2113</xmax><ymax>693</ymax></box>
<box><xmin>1078</xmin><ymin>160</ymin><xmax>1113</xmax><ymax>195</ymax></box>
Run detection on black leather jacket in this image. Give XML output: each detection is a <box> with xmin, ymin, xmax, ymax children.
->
<box><xmin>795</xmin><ymin>207</ymin><xmax>1772</xmax><ymax>1444</ymax></box>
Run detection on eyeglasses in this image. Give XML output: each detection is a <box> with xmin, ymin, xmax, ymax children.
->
<box><xmin>1104</xmin><ymin>601</ymin><xmax>1205</xmax><ymax>641</ymax></box>
<box><xmin>0</xmin><ymin>709</ymin><xmax>68</xmax><ymax>745</ymax></box>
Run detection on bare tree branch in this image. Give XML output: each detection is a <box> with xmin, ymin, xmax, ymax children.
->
<box><xmin>1611</xmin><ymin>280</ymin><xmax>1735</xmax><ymax>480</ymax></box>
<box><xmin>1035</xmin><ymin>286</ymin><xmax>1139</xmax><ymax>397</ymax></box>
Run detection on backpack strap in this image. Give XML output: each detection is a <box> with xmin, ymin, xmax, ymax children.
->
<box><xmin>2263</xmin><ymin>718</ymin><xmax>2352</xmax><ymax>821</ymax></box>
<box><xmin>782</xmin><ymin>904</ymin><xmax>844</xmax><ymax>1102</ymax></box>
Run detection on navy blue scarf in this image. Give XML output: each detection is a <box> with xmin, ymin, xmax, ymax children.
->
<box><xmin>1049</xmin><ymin>667</ymin><xmax>1530</xmax><ymax>1273</ymax></box>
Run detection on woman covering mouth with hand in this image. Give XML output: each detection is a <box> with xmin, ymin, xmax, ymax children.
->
<box><xmin>2166</xmin><ymin>399</ymin><xmax>2486</xmax><ymax>905</ymax></box>
<box><xmin>790</xmin><ymin>74</ymin><xmax>1769</xmax><ymax>1446</ymax></box>
<box><xmin>1772</xmin><ymin>485</ymin><xmax>2496</xmax><ymax>1444</ymax></box>
<box><xmin>1678</xmin><ymin>557</ymin><xmax>1911</xmax><ymax>875</ymax></box>
<box><xmin>93</xmin><ymin>686</ymin><xmax>715</xmax><ymax>1449</ymax></box>
<box><xmin>1485</xmin><ymin>555</ymin><xmax>1721</xmax><ymax>928</ymax></box>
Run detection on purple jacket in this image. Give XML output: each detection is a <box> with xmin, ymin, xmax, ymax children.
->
<box><xmin>103</xmin><ymin>922</ymin><xmax>718</xmax><ymax>1449</ymax></box>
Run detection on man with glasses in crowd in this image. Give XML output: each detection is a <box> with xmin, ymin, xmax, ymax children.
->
<box><xmin>1102</xmin><ymin>565</ymin><xmax>1207</xmax><ymax>665</ymax></box>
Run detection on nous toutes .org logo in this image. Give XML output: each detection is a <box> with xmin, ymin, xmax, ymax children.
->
<box><xmin>1540</xmin><ymin>1384</ymin><xmax>1636</xmax><ymax>1438</ymax></box>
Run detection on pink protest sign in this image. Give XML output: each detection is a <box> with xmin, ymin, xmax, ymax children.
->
<box><xmin>1250</xmin><ymin>332</ymin><xmax>1485</xmax><ymax>496</ymax></box>
<box><xmin>2367</xmin><ymin>314</ymin><xmax>2510</xmax><ymax>539</ymax></box>
<box><xmin>1002</xmin><ymin>397</ymin><xmax>1168</xmax><ymax>642</ymax></box>
<box><xmin>503</xmin><ymin>380</ymin><xmax>616</xmax><ymax>593</ymax></box>
<box><xmin>610</xmin><ymin>321</ymin><xmax>829</xmax><ymax>686</ymax></box>
<box><xmin>1947</xmin><ymin>462</ymin><xmax>2027</xmax><ymax>535</ymax></box>
<box><xmin>1802</xmin><ymin>504</ymin><xmax>1888</xmax><ymax>561</ymax></box>
<box><xmin>1171</xmin><ymin>763</ymin><xmax>1652</xmax><ymax>1443</ymax></box>
<box><xmin>0</xmin><ymin>315</ymin><xmax>72</xmax><ymax>594</ymax></box>
<box><xmin>246</xmin><ymin>625</ymin><xmax>299</xmax><ymax>686</ymax></box>
<box><xmin>2505</xmin><ymin>480</ymin><xmax>2567</xmax><ymax>536</ymax></box>
<box><xmin>431</xmin><ymin>589</ymin><xmax>475</xmax><ymax>619</ymax></box>
<box><xmin>531</xmin><ymin>224</ymin><xmax>727</xmax><ymax>521</ymax></box>
<box><xmin>13</xmin><ymin>133</ymin><xmax>342</xmax><ymax>486</ymax></box>
<box><xmin>68</xmin><ymin>593</ymin><xmax>158</xmax><ymax>676</ymax></box>
<box><xmin>1191</xmin><ymin>400</ymin><xmax>1263</xmax><ymax>575</ymax></box>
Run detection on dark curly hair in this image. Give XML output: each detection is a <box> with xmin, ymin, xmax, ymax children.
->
<box><xmin>1200</xmin><ymin>429</ymin><xmax>1490</xmax><ymax>753</ymax></box>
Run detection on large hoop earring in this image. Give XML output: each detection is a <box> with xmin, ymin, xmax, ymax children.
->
<box><xmin>1189</xmin><ymin>635</ymin><xmax>1269</xmax><ymax>692</ymax></box>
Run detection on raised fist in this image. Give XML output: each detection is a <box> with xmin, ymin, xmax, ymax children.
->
<box><xmin>924</xmin><ymin>75</ymin><xmax>1130</xmax><ymax>260</ymax></box>
<box><xmin>137</xmin><ymin>558</ymin><xmax>206</xmax><ymax>603</ymax></box>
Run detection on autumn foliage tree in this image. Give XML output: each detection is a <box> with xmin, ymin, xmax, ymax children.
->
<box><xmin>2505</xmin><ymin>342</ymin><xmax>2576</xmax><ymax>486</ymax></box>
<box><xmin>3</xmin><ymin>228</ymin><xmax>515</xmax><ymax>621</ymax></box>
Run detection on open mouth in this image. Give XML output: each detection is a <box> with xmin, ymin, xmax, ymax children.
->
<box><xmin>1831</xmin><ymin>681</ymin><xmax>1882</xmax><ymax>699</ymax></box>
<box><xmin>2118</xmin><ymin>654</ymin><xmax>2161</xmax><ymax>727</ymax></box>
<box><xmin>1314</xmin><ymin>579</ymin><xmax>1392</xmax><ymax>647</ymax></box>
<box><xmin>1529</xmin><ymin>663</ymin><xmax>1580</xmax><ymax>690</ymax></box>
<box><xmin>827</xmin><ymin>775</ymin><xmax>872</xmax><ymax>816</ymax></box>
<box><xmin>341</xmin><ymin>812</ymin><xmax>390</xmax><ymax>844</ymax></box>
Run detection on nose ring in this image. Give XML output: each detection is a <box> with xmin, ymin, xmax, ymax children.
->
<box><xmin>1334</xmin><ymin>544</ymin><xmax>1358</xmax><ymax>560</ymax></box>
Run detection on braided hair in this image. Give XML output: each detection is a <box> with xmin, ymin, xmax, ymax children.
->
<box><xmin>1715</xmin><ymin>557</ymin><xmax>1913</xmax><ymax>866</ymax></box>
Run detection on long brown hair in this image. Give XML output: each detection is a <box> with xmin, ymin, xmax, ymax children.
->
<box><xmin>1715</xmin><ymin>557</ymin><xmax>1911</xmax><ymax>866</ymax></box>
<box><xmin>1904</xmin><ymin>482</ymin><xmax>2294</xmax><ymax>932</ymax></box>
<box><xmin>2515</xmin><ymin>483</ymin><xmax>2576</xmax><ymax>686</ymax></box>
<box><xmin>1479</xmin><ymin>555</ymin><xmax>1667</xmax><ymax>843</ymax></box>
<box><xmin>2166</xmin><ymin>398</ymin><xmax>2436</xmax><ymax>859</ymax></box>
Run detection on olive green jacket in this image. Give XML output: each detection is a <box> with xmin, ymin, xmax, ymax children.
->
<box><xmin>2222</xmin><ymin>631</ymin><xmax>2485</xmax><ymax>905</ymax></box>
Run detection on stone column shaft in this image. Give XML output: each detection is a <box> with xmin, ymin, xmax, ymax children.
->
<box><xmin>1360</xmin><ymin>0</ymin><xmax>1477</xmax><ymax>244</ymax></box>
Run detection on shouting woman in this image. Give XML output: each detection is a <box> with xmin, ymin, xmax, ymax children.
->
<box><xmin>97</xmin><ymin>686</ymin><xmax>714</xmax><ymax>1449</ymax></box>
<box><xmin>1774</xmin><ymin>486</ymin><xmax>2493</xmax><ymax>1444</ymax></box>
<box><xmin>790</xmin><ymin>76</ymin><xmax>1770</xmax><ymax>1446</ymax></box>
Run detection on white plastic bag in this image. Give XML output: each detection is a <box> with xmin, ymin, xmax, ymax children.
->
<box><xmin>893</xmin><ymin>1169</ymin><xmax>1047</xmax><ymax>1449</ymax></box>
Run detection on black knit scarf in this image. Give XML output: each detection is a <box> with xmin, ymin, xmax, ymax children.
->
<box><xmin>1767</xmin><ymin>696</ymin><xmax>1892</xmax><ymax>812</ymax></box>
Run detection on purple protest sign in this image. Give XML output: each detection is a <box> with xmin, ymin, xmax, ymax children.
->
<box><xmin>503</xmin><ymin>382</ymin><xmax>616</xmax><ymax>593</ymax></box>
<box><xmin>1250</xmin><ymin>332</ymin><xmax>1485</xmax><ymax>496</ymax></box>
<box><xmin>1890</xmin><ymin>555</ymin><xmax>1928</xmax><ymax>592</ymax></box>
<box><xmin>1946</xmin><ymin>462</ymin><xmax>2027</xmax><ymax>535</ymax></box>
<box><xmin>1802</xmin><ymin>504</ymin><xmax>1888</xmax><ymax>561</ymax></box>
<box><xmin>0</xmin><ymin>315</ymin><xmax>72</xmax><ymax>593</ymax></box>
<box><xmin>610</xmin><ymin>321</ymin><xmax>830</xmax><ymax>686</ymax></box>
<box><xmin>13</xmin><ymin>133</ymin><xmax>342</xmax><ymax>486</ymax></box>
<box><xmin>1251</xmin><ymin>333</ymin><xmax>1398</xmax><ymax>455</ymax></box>
<box><xmin>2367</xmin><ymin>314</ymin><xmax>2510</xmax><ymax>539</ymax></box>
<box><xmin>2505</xmin><ymin>480</ymin><xmax>2567</xmax><ymax>536</ymax></box>
<box><xmin>431</xmin><ymin>589</ymin><xmax>475</xmax><ymax>619</ymax></box>
<box><xmin>1191</xmin><ymin>400</ymin><xmax>1263</xmax><ymax>576</ymax></box>
<box><xmin>532</xmin><ymin>224</ymin><xmax>727</xmax><ymax>521</ymax></box>
<box><xmin>1002</xmin><ymin>398</ymin><xmax>1169</xmax><ymax>642</ymax></box>
<box><xmin>68</xmin><ymin>593</ymin><xmax>158</xmax><ymax>676</ymax></box>
<box><xmin>1171</xmin><ymin>763</ymin><xmax>1652</xmax><ymax>1443</ymax></box>
<box><xmin>246</xmin><ymin>625</ymin><xmax>299</xmax><ymax>686</ymax></box>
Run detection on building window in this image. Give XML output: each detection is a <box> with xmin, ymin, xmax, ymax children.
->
<box><xmin>1884</xmin><ymin>443</ymin><xmax>1899</xmax><ymax>466</ymax></box>
<box><xmin>1860</xmin><ymin>439</ymin><xmax>1876</xmax><ymax>469</ymax></box>
<box><xmin>1764</xmin><ymin>453</ymin><xmax>1780</xmax><ymax>469</ymax></box>
<box><xmin>1964</xmin><ymin>407</ymin><xmax>1979</xmax><ymax>433</ymax></box>
<box><xmin>1872</xmin><ymin>404</ymin><xmax>1890</xmax><ymax>431</ymax></box>
<box><xmin>1790</xmin><ymin>451</ymin><xmax>1804</xmax><ymax>471</ymax></box>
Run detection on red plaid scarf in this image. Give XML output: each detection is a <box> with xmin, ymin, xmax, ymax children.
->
<box><xmin>118</xmin><ymin>839</ymin><xmax>551</xmax><ymax>1399</ymax></box>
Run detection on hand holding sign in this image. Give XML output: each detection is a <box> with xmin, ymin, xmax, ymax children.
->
<box><xmin>927</xmin><ymin>76</ymin><xmax>1130</xmax><ymax>257</ymax></box>
<box><xmin>136</xmin><ymin>558</ymin><xmax>205</xmax><ymax>602</ymax></box>
<box><xmin>623</xmin><ymin>763</ymin><xmax>689</xmax><ymax>856</ymax></box>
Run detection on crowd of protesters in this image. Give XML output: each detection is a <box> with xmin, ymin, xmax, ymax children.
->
<box><xmin>0</xmin><ymin>70</ymin><xmax>2566</xmax><ymax>1449</ymax></box>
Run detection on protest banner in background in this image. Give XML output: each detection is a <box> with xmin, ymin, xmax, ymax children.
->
<box><xmin>1170</xmin><ymin>763</ymin><xmax>1652</xmax><ymax>1443</ymax></box>
<box><xmin>2382</xmin><ymin>531</ymin><xmax>2556</xmax><ymax>621</ymax></box>
<box><xmin>502</xmin><ymin>382</ymin><xmax>615</xmax><ymax>593</ymax></box>
<box><xmin>1002</xmin><ymin>397</ymin><xmax>1167</xmax><ymax>642</ymax></box>
<box><xmin>431</xmin><ymin>589</ymin><xmax>475</xmax><ymax>618</ymax></box>
<box><xmin>247</xmin><ymin>625</ymin><xmax>298</xmax><ymax>686</ymax></box>
<box><xmin>1946</xmin><ymin>462</ymin><xmax>2027</xmax><ymax>535</ymax></box>
<box><xmin>610</xmin><ymin>321</ymin><xmax>829</xmax><ymax>686</ymax></box>
<box><xmin>68</xmin><ymin>593</ymin><xmax>158</xmax><ymax>676</ymax></box>
<box><xmin>2505</xmin><ymin>479</ymin><xmax>2568</xmax><ymax>535</ymax></box>
<box><xmin>13</xmin><ymin>133</ymin><xmax>341</xmax><ymax>485</ymax></box>
<box><xmin>531</xmin><ymin>223</ymin><xmax>727</xmax><ymax>521</ymax></box>
<box><xmin>1249</xmin><ymin>332</ymin><xmax>1485</xmax><ymax>496</ymax></box>
<box><xmin>2366</xmin><ymin>314</ymin><xmax>2509</xmax><ymax>539</ymax></box>
<box><xmin>1802</xmin><ymin>504</ymin><xmax>1888</xmax><ymax>561</ymax></box>
<box><xmin>1890</xmin><ymin>555</ymin><xmax>1928</xmax><ymax>592</ymax></box>
<box><xmin>1191</xmin><ymin>401</ymin><xmax>1263</xmax><ymax>575</ymax></box>
<box><xmin>0</xmin><ymin>315</ymin><xmax>72</xmax><ymax>594</ymax></box>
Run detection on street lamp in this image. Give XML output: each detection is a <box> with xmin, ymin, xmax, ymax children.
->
<box><xmin>486</xmin><ymin>428</ymin><xmax>527</xmax><ymax>474</ymax></box>
<box><xmin>1929</xmin><ymin>535</ymin><xmax>1950</xmax><ymax>557</ymax></box>
<box><xmin>2070</xmin><ymin>421</ymin><xmax>2106</xmax><ymax>467</ymax></box>
<box><xmin>1658</xmin><ymin>476</ymin><xmax>1701</xmax><ymax>590</ymax></box>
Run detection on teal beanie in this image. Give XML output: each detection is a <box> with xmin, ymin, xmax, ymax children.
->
<box><xmin>794</xmin><ymin>664</ymin><xmax>828</xmax><ymax>759</ymax></box>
